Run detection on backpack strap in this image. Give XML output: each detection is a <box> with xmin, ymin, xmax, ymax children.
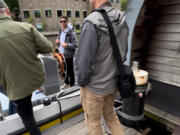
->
<box><xmin>93</xmin><ymin>9</ymin><xmax>125</xmax><ymax>74</ymax></box>
<box><xmin>57</xmin><ymin>28</ymin><xmax>62</xmax><ymax>40</ymax></box>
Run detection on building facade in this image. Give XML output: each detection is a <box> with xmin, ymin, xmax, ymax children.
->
<box><xmin>18</xmin><ymin>0</ymin><xmax>121</xmax><ymax>31</ymax></box>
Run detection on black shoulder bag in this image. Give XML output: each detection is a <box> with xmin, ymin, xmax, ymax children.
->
<box><xmin>95</xmin><ymin>9</ymin><xmax>136</xmax><ymax>98</ymax></box>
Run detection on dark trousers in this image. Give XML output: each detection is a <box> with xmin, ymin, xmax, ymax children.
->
<box><xmin>13</xmin><ymin>95</ymin><xmax>41</xmax><ymax>135</ymax></box>
<box><xmin>64</xmin><ymin>57</ymin><xmax>75</xmax><ymax>86</ymax></box>
<box><xmin>9</xmin><ymin>101</ymin><xmax>16</xmax><ymax>115</ymax></box>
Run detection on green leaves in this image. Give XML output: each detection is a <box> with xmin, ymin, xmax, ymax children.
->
<box><xmin>121</xmin><ymin>0</ymin><xmax>129</xmax><ymax>11</ymax></box>
<box><xmin>4</xmin><ymin>0</ymin><xmax>20</xmax><ymax>18</ymax></box>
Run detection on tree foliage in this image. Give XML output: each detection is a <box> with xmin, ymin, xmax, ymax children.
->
<box><xmin>4</xmin><ymin>0</ymin><xmax>20</xmax><ymax>16</ymax></box>
<box><xmin>121</xmin><ymin>0</ymin><xmax>129</xmax><ymax>11</ymax></box>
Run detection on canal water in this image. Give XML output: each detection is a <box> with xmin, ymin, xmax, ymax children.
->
<box><xmin>142</xmin><ymin>117</ymin><xmax>172</xmax><ymax>135</ymax></box>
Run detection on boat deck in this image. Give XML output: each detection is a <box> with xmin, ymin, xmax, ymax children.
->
<box><xmin>42</xmin><ymin>113</ymin><xmax>142</xmax><ymax>135</ymax></box>
<box><xmin>58</xmin><ymin>121</ymin><xmax>142</xmax><ymax>135</ymax></box>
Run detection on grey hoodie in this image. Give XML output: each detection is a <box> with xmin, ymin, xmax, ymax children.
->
<box><xmin>76</xmin><ymin>2</ymin><xmax>128</xmax><ymax>95</ymax></box>
<box><xmin>57</xmin><ymin>25</ymin><xmax>78</xmax><ymax>58</ymax></box>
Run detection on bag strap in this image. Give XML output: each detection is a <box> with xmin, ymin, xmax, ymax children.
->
<box><xmin>57</xmin><ymin>28</ymin><xmax>62</xmax><ymax>41</ymax></box>
<box><xmin>93</xmin><ymin>9</ymin><xmax>125</xmax><ymax>74</ymax></box>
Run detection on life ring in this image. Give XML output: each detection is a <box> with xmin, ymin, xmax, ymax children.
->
<box><xmin>53</xmin><ymin>53</ymin><xmax>66</xmax><ymax>78</ymax></box>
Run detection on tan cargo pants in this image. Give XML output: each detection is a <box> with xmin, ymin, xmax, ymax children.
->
<box><xmin>80</xmin><ymin>87</ymin><xmax>123</xmax><ymax>135</ymax></box>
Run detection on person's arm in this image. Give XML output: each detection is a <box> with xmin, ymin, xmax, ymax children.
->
<box><xmin>76</xmin><ymin>21</ymin><xmax>100</xmax><ymax>86</ymax></box>
<box><xmin>31</xmin><ymin>25</ymin><xmax>53</xmax><ymax>54</ymax></box>
<box><xmin>66</xmin><ymin>30</ymin><xmax>78</xmax><ymax>50</ymax></box>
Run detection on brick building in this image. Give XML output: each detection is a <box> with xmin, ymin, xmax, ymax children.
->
<box><xmin>18</xmin><ymin>0</ymin><xmax>121</xmax><ymax>31</ymax></box>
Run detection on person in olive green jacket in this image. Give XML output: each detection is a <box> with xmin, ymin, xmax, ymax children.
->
<box><xmin>0</xmin><ymin>0</ymin><xmax>53</xmax><ymax>135</ymax></box>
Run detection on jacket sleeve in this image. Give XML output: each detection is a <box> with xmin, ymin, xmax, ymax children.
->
<box><xmin>31</xmin><ymin>25</ymin><xmax>53</xmax><ymax>54</ymax></box>
<box><xmin>75</xmin><ymin>21</ymin><xmax>100</xmax><ymax>86</ymax></box>
<box><xmin>66</xmin><ymin>30</ymin><xmax>78</xmax><ymax>50</ymax></box>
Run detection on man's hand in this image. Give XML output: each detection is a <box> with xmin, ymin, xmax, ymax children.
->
<box><xmin>61</xmin><ymin>43</ymin><xmax>67</xmax><ymax>48</ymax></box>
<box><xmin>56</xmin><ymin>39</ymin><xmax>60</xmax><ymax>44</ymax></box>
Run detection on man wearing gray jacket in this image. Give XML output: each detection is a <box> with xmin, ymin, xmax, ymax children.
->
<box><xmin>56</xmin><ymin>16</ymin><xmax>78</xmax><ymax>89</ymax></box>
<box><xmin>76</xmin><ymin>0</ymin><xmax>128</xmax><ymax>135</ymax></box>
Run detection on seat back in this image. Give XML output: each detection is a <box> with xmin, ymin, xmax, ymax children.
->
<box><xmin>40</xmin><ymin>56</ymin><xmax>60</xmax><ymax>96</ymax></box>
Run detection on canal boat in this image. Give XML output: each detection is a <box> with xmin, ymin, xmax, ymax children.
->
<box><xmin>1</xmin><ymin>0</ymin><xmax>180</xmax><ymax>134</ymax></box>
<box><xmin>125</xmin><ymin>0</ymin><xmax>180</xmax><ymax>131</ymax></box>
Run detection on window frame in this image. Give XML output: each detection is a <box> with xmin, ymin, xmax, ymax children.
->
<box><xmin>82</xmin><ymin>10</ymin><xmax>87</xmax><ymax>18</ymax></box>
<box><xmin>34</xmin><ymin>9</ymin><xmax>41</xmax><ymax>18</ymax></box>
<box><xmin>23</xmin><ymin>10</ymin><xmax>30</xmax><ymax>19</ymax></box>
<box><xmin>57</xmin><ymin>9</ymin><xmax>62</xmax><ymax>17</ymax></box>
<box><xmin>44</xmin><ymin>9</ymin><xmax>52</xmax><ymax>18</ymax></box>
<box><xmin>75</xmin><ymin>10</ymin><xmax>80</xmax><ymax>18</ymax></box>
<box><xmin>66</xmin><ymin>9</ymin><xmax>72</xmax><ymax>18</ymax></box>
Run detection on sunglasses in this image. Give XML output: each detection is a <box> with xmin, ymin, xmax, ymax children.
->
<box><xmin>60</xmin><ymin>20</ymin><xmax>66</xmax><ymax>23</ymax></box>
